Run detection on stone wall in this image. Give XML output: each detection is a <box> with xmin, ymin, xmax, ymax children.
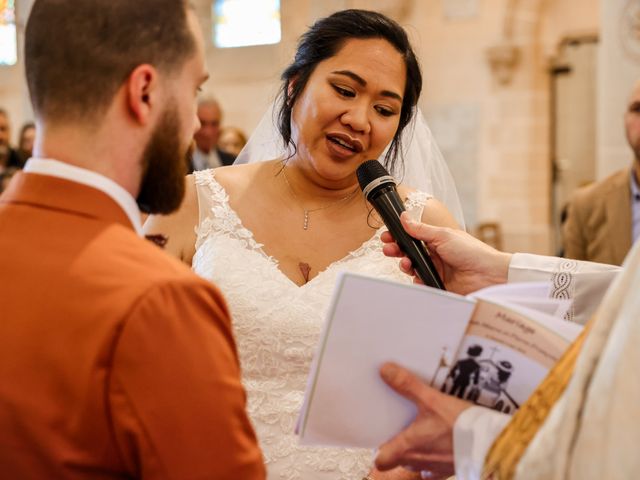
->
<box><xmin>597</xmin><ymin>0</ymin><xmax>640</xmax><ymax>179</ymax></box>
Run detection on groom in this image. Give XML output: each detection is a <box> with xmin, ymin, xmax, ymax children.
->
<box><xmin>0</xmin><ymin>1</ymin><xmax>264</xmax><ymax>478</ymax></box>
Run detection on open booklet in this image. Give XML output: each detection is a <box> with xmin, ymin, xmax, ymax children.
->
<box><xmin>297</xmin><ymin>273</ymin><xmax>582</xmax><ymax>449</ymax></box>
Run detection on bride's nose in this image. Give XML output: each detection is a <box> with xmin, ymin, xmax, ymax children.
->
<box><xmin>340</xmin><ymin>102</ymin><xmax>371</xmax><ymax>135</ymax></box>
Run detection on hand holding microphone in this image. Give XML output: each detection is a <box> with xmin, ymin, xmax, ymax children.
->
<box><xmin>356</xmin><ymin>160</ymin><xmax>445</xmax><ymax>290</ymax></box>
<box><xmin>380</xmin><ymin>199</ymin><xmax>515</xmax><ymax>296</ymax></box>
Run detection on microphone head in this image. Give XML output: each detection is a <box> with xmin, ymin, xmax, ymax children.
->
<box><xmin>356</xmin><ymin>160</ymin><xmax>396</xmax><ymax>200</ymax></box>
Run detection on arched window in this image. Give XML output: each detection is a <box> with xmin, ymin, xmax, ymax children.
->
<box><xmin>213</xmin><ymin>0</ymin><xmax>281</xmax><ymax>48</ymax></box>
<box><xmin>0</xmin><ymin>0</ymin><xmax>17</xmax><ymax>66</ymax></box>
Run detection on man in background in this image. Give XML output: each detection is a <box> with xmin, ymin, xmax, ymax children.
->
<box><xmin>562</xmin><ymin>80</ymin><xmax>640</xmax><ymax>265</ymax></box>
<box><xmin>0</xmin><ymin>1</ymin><xmax>264</xmax><ymax>478</ymax></box>
<box><xmin>190</xmin><ymin>97</ymin><xmax>235</xmax><ymax>171</ymax></box>
<box><xmin>0</xmin><ymin>108</ymin><xmax>24</xmax><ymax>172</ymax></box>
<box><xmin>17</xmin><ymin>121</ymin><xmax>36</xmax><ymax>164</ymax></box>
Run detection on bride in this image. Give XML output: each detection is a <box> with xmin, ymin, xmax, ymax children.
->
<box><xmin>144</xmin><ymin>9</ymin><xmax>463</xmax><ymax>480</ymax></box>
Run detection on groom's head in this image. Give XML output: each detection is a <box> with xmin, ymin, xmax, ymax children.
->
<box><xmin>25</xmin><ymin>0</ymin><xmax>208</xmax><ymax>214</ymax></box>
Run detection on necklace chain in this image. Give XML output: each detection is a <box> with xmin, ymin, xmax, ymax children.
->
<box><xmin>281</xmin><ymin>167</ymin><xmax>359</xmax><ymax>230</ymax></box>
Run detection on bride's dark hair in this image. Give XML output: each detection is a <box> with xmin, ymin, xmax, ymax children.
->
<box><xmin>276</xmin><ymin>9</ymin><xmax>422</xmax><ymax>173</ymax></box>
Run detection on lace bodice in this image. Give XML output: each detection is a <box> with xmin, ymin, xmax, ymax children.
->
<box><xmin>192</xmin><ymin>169</ymin><xmax>432</xmax><ymax>479</ymax></box>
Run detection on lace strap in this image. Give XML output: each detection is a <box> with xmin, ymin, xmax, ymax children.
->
<box><xmin>194</xmin><ymin>169</ymin><xmax>225</xmax><ymax>224</ymax></box>
<box><xmin>193</xmin><ymin>169</ymin><xmax>264</xmax><ymax>252</ymax></box>
<box><xmin>405</xmin><ymin>190</ymin><xmax>432</xmax><ymax>221</ymax></box>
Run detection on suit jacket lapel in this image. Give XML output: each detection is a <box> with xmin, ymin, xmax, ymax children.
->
<box><xmin>605</xmin><ymin>169</ymin><xmax>632</xmax><ymax>265</ymax></box>
<box><xmin>1</xmin><ymin>171</ymin><xmax>135</xmax><ymax>232</ymax></box>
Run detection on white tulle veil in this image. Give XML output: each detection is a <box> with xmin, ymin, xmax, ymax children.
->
<box><xmin>235</xmin><ymin>102</ymin><xmax>465</xmax><ymax>229</ymax></box>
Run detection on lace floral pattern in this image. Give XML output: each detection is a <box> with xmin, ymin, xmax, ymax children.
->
<box><xmin>550</xmin><ymin>259</ymin><xmax>579</xmax><ymax>322</ymax></box>
<box><xmin>193</xmin><ymin>169</ymin><xmax>431</xmax><ymax>479</ymax></box>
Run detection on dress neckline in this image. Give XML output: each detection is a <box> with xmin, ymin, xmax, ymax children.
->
<box><xmin>195</xmin><ymin>169</ymin><xmax>390</xmax><ymax>289</ymax></box>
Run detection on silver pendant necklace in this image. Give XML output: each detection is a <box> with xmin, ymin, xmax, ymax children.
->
<box><xmin>281</xmin><ymin>167</ymin><xmax>359</xmax><ymax>230</ymax></box>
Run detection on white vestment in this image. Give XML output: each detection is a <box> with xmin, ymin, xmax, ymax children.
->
<box><xmin>453</xmin><ymin>253</ymin><xmax>622</xmax><ymax>479</ymax></box>
<box><xmin>516</xmin><ymin>242</ymin><xmax>640</xmax><ymax>479</ymax></box>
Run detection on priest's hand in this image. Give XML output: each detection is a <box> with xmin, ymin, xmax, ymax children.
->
<box><xmin>375</xmin><ymin>362</ymin><xmax>472</xmax><ymax>479</ymax></box>
<box><xmin>381</xmin><ymin>213</ymin><xmax>512</xmax><ymax>295</ymax></box>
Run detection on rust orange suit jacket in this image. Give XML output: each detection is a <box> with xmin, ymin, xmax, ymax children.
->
<box><xmin>0</xmin><ymin>172</ymin><xmax>265</xmax><ymax>479</ymax></box>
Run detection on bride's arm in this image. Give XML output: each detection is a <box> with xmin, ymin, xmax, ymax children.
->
<box><xmin>142</xmin><ymin>175</ymin><xmax>199</xmax><ymax>266</ymax></box>
<box><xmin>422</xmin><ymin>197</ymin><xmax>460</xmax><ymax>230</ymax></box>
<box><xmin>396</xmin><ymin>185</ymin><xmax>461</xmax><ymax>231</ymax></box>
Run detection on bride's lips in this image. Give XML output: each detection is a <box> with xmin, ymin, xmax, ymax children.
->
<box><xmin>325</xmin><ymin>132</ymin><xmax>364</xmax><ymax>158</ymax></box>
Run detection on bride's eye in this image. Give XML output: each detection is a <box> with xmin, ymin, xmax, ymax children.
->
<box><xmin>375</xmin><ymin>105</ymin><xmax>395</xmax><ymax>117</ymax></box>
<box><xmin>332</xmin><ymin>84</ymin><xmax>355</xmax><ymax>98</ymax></box>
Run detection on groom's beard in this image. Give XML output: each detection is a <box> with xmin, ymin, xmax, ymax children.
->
<box><xmin>137</xmin><ymin>104</ymin><xmax>189</xmax><ymax>215</ymax></box>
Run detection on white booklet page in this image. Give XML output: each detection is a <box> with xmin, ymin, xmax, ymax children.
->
<box><xmin>297</xmin><ymin>273</ymin><xmax>581</xmax><ymax>448</ymax></box>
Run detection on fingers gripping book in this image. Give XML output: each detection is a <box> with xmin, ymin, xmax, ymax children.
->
<box><xmin>297</xmin><ymin>273</ymin><xmax>581</xmax><ymax>448</ymax></box>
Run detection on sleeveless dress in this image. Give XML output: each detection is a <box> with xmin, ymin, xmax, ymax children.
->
<box><xmin>192</xmin><ymin>169</ymin><xmax>432</xmax><ymax>480</ymax></box>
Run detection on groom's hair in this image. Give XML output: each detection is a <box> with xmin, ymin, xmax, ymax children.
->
<box><xmin>277</xmin><ymin>9</ymin><xmax>422</xmax><ymax>174</ymax></box>
<box><xmin>25</xmin><ymin>0</ymin><xmax>196</xmax><ymax>123</ymax></box>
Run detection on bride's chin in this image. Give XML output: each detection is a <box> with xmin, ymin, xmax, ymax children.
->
<box><xmin>316</xmin><ymin>168</ymin><xmax>357</xmax><ymax>188</ymax></box>
<box><xmin>316</xmin><ymin>154</ymin><xmax>364</xmax><ymax>174</ymax></box>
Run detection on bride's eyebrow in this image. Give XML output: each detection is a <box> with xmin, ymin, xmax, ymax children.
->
<box><xmin>331</xmin><ymin>70</ymin><xmax>402</xmax><ymax>102</ymax></box>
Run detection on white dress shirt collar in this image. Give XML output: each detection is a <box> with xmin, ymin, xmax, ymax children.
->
<box><xmin>24</xmin><ymin>158</ymin><xmax>143</xmax><ymax>236</ymax></box>
<box><xmin>192</xmin><ymin>147</ymin><xmax>222</xmax><ymax>171</ymax></box>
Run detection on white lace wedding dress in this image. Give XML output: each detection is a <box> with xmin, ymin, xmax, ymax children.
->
<box><xmin>192</xmin><ymin>169</ymin><xmax>432</xmax><ymax>479</ymax></box>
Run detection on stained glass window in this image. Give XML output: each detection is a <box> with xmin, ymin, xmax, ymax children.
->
<box><xmin>0</xmin><ymin>0</ymin><xmax>17</xmax><ymax>66</ymax></box>
<box><xmin>213</xmin><ymin>0</ymin><xmax>281</xmax><ymax>48</ymax></box>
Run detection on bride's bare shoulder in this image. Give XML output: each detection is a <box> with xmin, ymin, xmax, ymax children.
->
<box><xmin>397</xmin><ymin>184</ymin><xmax>459</xmax><ymax>229</ymax></box>
<box><xmin>213</xmin><ymin>160</ymin><xmax>280</xmax><ymax>195</ymax></box>
<box><xmin>397</xmin><ymin>184</ymin><xmax>414</xmax><ymax>199</ymax></box>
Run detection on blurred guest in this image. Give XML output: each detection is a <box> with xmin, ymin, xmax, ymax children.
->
<box><xmin>218</xmin><ymin>125</ymin><xmax>247</xmax><ymax>157</ymax></box>
<box><xmin>17</xmin><ymin>122</ymin><xmax>36</xmax><ymax>164</ymax></box>
<box><xmin>190</xmin><ymin>98</ymin><xmax>235</xmax><ymax>171</ymax></box>
<box><xmin>0</xmin><ymin>108</ymin><xmax>24</xmax><ymax>172</ymax></box>
<box><xmin>563</xmin><ymin>80</ymin><xmax>640</xmax><ymax>265</ymax></box>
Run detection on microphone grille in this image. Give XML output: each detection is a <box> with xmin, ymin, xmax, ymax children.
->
<box><xmin>356</xmin><ymin>160</ymin><xmax>392</xmax><ymax>191</ymax></box>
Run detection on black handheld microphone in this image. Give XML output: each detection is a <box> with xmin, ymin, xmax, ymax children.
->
<box><xmin>356</xmin><ymin>159</ymin><xmax>445</xmax><ymax>290</ymax></box>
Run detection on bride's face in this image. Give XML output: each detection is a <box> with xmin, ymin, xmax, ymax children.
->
<box><xmin>290</xmin><ymin>37</ymin><xmax>406</xmax><ymax>184</ymax></box>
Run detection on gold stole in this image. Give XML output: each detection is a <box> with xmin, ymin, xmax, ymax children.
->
<box><xmin>481</xmin><ymin>320</ymin><xmax>594</xmax><ymax>479</ymax></box>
